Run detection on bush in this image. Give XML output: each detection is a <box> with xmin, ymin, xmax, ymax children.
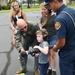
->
<box><xmin>0</xmin><ymin>4</ymin><xmax>2</xmax><ymax>10</ymax></box>
<box><xmin>2</xmin><ymin>5</ymin><xmax>10</xmax><ymax>10</ymax></box>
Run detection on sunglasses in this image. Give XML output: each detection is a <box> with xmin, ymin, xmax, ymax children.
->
<box><xmin>21</xmin><ymin>26</ymin><xmax>27</xmax><ymax>30</ymax></box>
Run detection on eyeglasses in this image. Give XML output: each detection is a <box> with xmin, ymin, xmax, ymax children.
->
<box><xmin>21</xmin><ymin>26</ymin><xmax>27</xmax><ymax>30</ymax></box>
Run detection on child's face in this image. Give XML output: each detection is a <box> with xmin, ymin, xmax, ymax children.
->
<box><xmin>36</xmin><ymin>33</ymin><xmax>44</xmax><ymax>43</ymax></box>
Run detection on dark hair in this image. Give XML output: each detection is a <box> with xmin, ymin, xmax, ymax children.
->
<box><xmin>48</xmin><ymin>0</ymin><xmax>63</xmax><ymax>3</ymax></box>
<box><xmin>51</xmin><ymin>0</ymin><xmax>63</xmax><ymax>2</ymax></box>
<box><xmin>58</xmin><ymin>0</ymin><xmax>63</xmax><ymax>2</ymax></box>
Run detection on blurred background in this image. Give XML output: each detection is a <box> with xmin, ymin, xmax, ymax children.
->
<box><xmin>0</xmin><ymin>0</ymin><xmax>75</xmax><ymax>11</ymax></box>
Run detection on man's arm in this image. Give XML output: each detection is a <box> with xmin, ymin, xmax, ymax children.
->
<box><xmin>14</xmin><ymin>29</ymin><xmax>24</xmax><ymax>52</ymax></box>
<box><xmin>52</xmin><ymin>38</ymin><xmax>65</xmax><ymax>52</ymax></box>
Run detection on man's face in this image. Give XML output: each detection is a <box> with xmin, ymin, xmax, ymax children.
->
<box><xmin>48</xmin><ymin>2</ymin><xmax>57</xmax><ymax>12</ymax></box>
<box><xmin>21</xmin><ymin>25</ymin><xmax>28</xmax><ymax>32</ymax></box>
<box><xmin>17</xmin><ymin>19</ymin><xmax>28</xmax><ymax>32</ymax></box>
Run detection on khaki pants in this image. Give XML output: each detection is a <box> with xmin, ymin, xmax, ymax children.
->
<box><xmin>19</xmin><ymin>51</ymin><xmax>38</xmax><ymax>72</ymax></box>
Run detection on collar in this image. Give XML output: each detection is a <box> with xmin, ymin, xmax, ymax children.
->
<box><xmin>56</xmin><ymin>4</ymin><xmax>67</xmax><ymax>15</ymax></box>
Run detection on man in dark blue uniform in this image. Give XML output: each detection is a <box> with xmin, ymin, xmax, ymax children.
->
<box><xmin>44</xmin><ymin>0</ymin><xmax>75</xmax><ymax>75</ymax></box>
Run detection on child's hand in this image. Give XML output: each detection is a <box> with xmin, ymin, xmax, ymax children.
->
<box><xmin>35</xmin><ymin>54</ymin><xmax>39</xmax><ymax>57</ymax></box>
<box><xmin>33</xmin><ymin>46</ymin><xmax>39</xmax><ymax>49</ymax></box>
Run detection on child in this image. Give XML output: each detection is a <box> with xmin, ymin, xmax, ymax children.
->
<box><xmin>33</xmin><ymin>28</ymin><xmax>49</xmax><ymax>75</ymax></box>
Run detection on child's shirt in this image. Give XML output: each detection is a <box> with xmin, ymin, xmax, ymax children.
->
<box><xmin>38</xmin><ymin>41</ymin><xmax>49</xmax><ymax>64</ymax></box>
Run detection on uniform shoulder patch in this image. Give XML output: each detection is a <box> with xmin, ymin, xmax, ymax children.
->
<box><xmin>55</xmin><ymin>22</ymin><xmax>61</xmax><ymax>30</ymax></box>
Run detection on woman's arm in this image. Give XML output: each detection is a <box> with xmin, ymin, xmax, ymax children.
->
<box><xmin>9</xmin><ymin>13</ymin><xmax>15</xmax><ymax>31</ymax></box>
<box><xmin>22</xmin><ymin>11</ymin><xmax>27</xmax><ymax>22</ymax></box>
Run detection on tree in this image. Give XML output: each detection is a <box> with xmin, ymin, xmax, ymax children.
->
<box><xmin>27</xmin><ymin>0</ymin><xmax>30</xmax><ymax>8</ymax></box>
<box><xmin>36</xmin><ymin>0</ymin><xmax>43</xmax><ymax>3</ymax></box>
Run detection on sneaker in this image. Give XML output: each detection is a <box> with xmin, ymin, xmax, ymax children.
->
<box><xmin>35</xmin><ymin>70</ymin><xmax>40</xmax><ymax>75</ymax></box>
<box><xmin>16</xmin><ymin>69</ymin><xmax>27</xmax><ymax>74</ymax></box>
<box><xmin>46</xmin><ymin>69</ymin><xmax>52</xmax><ymax>75</ymax></box>
<box><xmin>52</xmin><ymin>71</ymin><xmax>57</xmax><ymax>75</ymax></box>
<box><xmin>16</xmin><ymin>70</ymin><xmax>23</xmax><ymax>74</ymax></box>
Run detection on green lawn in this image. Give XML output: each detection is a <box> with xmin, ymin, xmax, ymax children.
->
<box><xmin>67</xmin><ymin>4</ymin><xmax>75</xmax><ymax>8</ymax></box>
<box><xmin>22</xmin><ymin>6</ymin><xmax>40</xmax><ymax>12</ymax></box>
<box><xmin>0</xmin><ymin>10</ymin><xmax>10</xmax><ymax>13</ymax></box>
<box><xmin>0</xmin><ymin>4</ymin><xmax>75</xmax><ymax>13</ymax></box>
<box><xmin>0</xmin><ymin>6</ymin><xmax>40</xmax><ymax>13</ymax></box>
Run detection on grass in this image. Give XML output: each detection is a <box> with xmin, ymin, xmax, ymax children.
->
<box><xmin>67</xmin><ymin>4</ymin><xmax>75</xmax><ymax>8</ymax></box>
<box><xmin>0</xmin><ymin>10</ymin><xmax>10</xmax><ymax>13</ymax></box>
<box><xmin>0</xmin><ymin>6</ymin><xmax>40</xmax><ymax>13</ymax></box>
<box><xmin>0</xmin><ymin>4</ymin><xmax>75</xmax><ymax>13</ymax></box>
<box><xmin>22</xmin><ymin>6</ymin><xmax>40</xmax><ymax>12</ymax></box>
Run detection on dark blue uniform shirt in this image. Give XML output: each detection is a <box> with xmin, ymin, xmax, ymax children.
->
<box><xmin>55</xmin><ymin>4</ymin><xmax>75</xmax><ymax>56</ymax></box>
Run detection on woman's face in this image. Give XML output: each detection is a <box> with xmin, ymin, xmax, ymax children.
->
<box><xmin>13</xmin><ymin>2</ymin><xmax>19</xmax><ymax>11</ymax></box>
<box><xmin>41</xmin><ymin>6</ymin><xmax>48</xmax><ymax>16</ymax></box>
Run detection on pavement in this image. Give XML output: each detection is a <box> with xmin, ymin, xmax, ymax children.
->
<box><xmin>0</xmin><ymin>11</ymin><xmax>60</xmax><ymax>75</ymax></box>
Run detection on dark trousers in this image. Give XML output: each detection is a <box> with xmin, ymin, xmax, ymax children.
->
<box><xmin>39</xmin><ymin>63</ymin><xmax>49</xmax><ymax>75</ymax></box>
<box><xmin>59</xmin><ymin>50</ymin><xmax>75</xmax><ymax>75</ymax></box>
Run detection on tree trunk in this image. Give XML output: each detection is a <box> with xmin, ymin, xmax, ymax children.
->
<box><xmin>27</xmin><ymin>0</ymin><xmax>30</xmax><ymax>8</ymax></box>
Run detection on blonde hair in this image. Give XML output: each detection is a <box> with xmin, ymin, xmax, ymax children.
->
<box><xmin>40</xmin><ymin>2</ymin><xmax>52</xmax><ymax>28</ymax></box>
<box><xmin>40</xmin><ymin>2</ymin><xmax>46</xmax><ymax>16</ymax></box>
<box><xmin>10</xmin><ymin>1</ymin><xmax>21</xmax><ymax>16</ymax></box>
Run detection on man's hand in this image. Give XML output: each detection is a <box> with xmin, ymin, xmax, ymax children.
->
<box><xmin>52</xmin><ymin>45</ymin><xmax>58</xmax><ymax>52</ymax></box>
<box><xmin>13</xmin><ymin>29</ymin><xmax>17</xmax><ymax>35</ymax></box>
<box><xmin>20</xmin><ymin>50</ymin><xmax>27</xmax><ymax>57</ymax></box>
<box><xmin>19</xmin><ymin>47</ymin><xmax>25</xmax><ymax>53</ymax></box>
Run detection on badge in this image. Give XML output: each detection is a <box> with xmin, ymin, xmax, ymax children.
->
<box><xmin>55</xmin><ymin>22</ymin><xmax>61</xmax><ymax>30</ymax></box>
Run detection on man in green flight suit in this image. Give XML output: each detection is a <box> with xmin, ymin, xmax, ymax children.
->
<box><xmin>14</xmin><ymin>19</ymin><xmax>40</xmax><ymax>75</ymax></box>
